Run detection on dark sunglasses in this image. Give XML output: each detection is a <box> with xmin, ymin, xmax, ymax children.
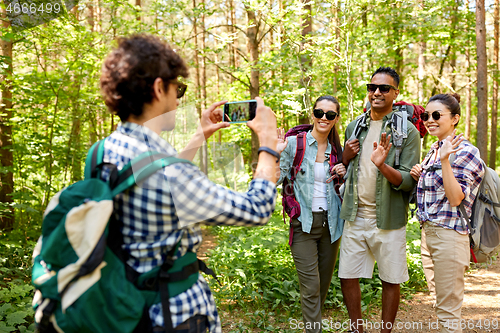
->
<box><xmin>420</xmin><ymin>111</ymin><xmax>452</xmax><ymax>121</ymax></box>
<box><xmin>366</xmin><ymin>84</ymin><xmax>397</xmax><ymax>94</ymax></box>
<box><xmin>177</xmin><ymin>82</ymin><xmax>187</xmax><ymax>98</ymax></box>
<box><xmin>313</xmin><ymin>109</ymin><xmax>338</xmax><ymax>120</ymax></box>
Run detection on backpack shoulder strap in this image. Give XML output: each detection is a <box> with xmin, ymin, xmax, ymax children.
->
<box><xmin>349</xmin><ymin>113</ymin><xmax>368</xmax><ymax>141</ymax></box>
<box><xmin>389</xmin><ymin>110</ymin><xmax>408</xmax><ymax>169</ymax></box>
<box><xmin>84</xmin><ymin>140</ymin><xmax>105</xmax><ymax>180</ymax></box>
<box><xmin>291</xmin><ymin>132</ymin><xmax>307</xmax><ymax>181</ymax></box>
<box><xmin>110</xmin><ymin>152</ymin><xmax>194</xmax><ymax>197</ymax></box>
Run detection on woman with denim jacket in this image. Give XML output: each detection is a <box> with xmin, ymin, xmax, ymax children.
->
<box><xmin>276</xmin><ymin>95</ymin><xmax>345</xmax><ymax>333</ymax></box>
<box><xmin>410</xmin><ymin>93</ymin><xmax>484</xmax><ymax>333</ymax></box>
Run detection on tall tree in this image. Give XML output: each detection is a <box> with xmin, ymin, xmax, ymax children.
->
<box><xmin>449</xmin><ymin>0</ymin><xmax>458</xmax><ymax>90</ymax></box>
<box><xmin>465</xmin><ymin>0</ymin><xmax>472</xmax><ymax>140</ymax></box>
<box><xmin>490</xmin><ymin>0</ymin><xmax>499</xmax><ymax>169</ymax></box>
<box><xmin>200</xmin><ymin>0</ymin><xmax>208</xmax><ymax>173</ymax></box>
<box><xmin>192</xmin><ymin>0</ymin><xmax>207</xmax><ymax>174</ymax></box>
<box><xmin>475</xmin><ymin>0</ymin><xmax>488</xmax><ymax>160</ymax></box>
<box><xmin>417</xmin><ymin>0</ymin><xmax>426</xmax><ymax>104</ymax></box>
<box><xmin>0</xmin><ymin>10</ymin><xmax>14</xmax><ymax>231</ymax></box>
<box><xmin>246</xmin><ymin>7</ymin><xmax>260</xmax><ymax>171</ymax></box>
<box><xmin>136</xmin><ymin>0</ymin><xmax>141</xmax><ymax>21</ymax></box>
<box><xmin>299</xmin><ymin>0</ymin><xmax>312</xmax><ymax>124</ymax></box>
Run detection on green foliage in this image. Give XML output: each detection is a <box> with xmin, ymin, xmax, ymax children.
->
<box><xmin>0</xmin><ymin>232</ymin><xmax>36</xmax><ymax>333</ymax></box>
<box><xmin>207</xmin><ymin>211</ymin><xmax>302</xmax><ymax>314</ymax></box>
<box><xmin>404</xmin><ymin>216</ymin><xmax>428</xmax><ymax>293</ymax></box>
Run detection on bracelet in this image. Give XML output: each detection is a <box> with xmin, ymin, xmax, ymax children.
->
<box><xmin>258</xmin><ymin>146</ymin><xmax>280</xmax><ymax>163</ymax></box>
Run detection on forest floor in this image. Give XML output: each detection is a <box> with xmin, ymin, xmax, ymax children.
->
<box><xmin>197</xmin><ymin>227</ymin><xmax>500</xmax><ymax>332</ymax></box>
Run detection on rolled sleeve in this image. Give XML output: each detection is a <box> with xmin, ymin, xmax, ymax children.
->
<box><xmin>453</xmin><ymin>149</ymin><xmax>484</xmax><ymax>201</ymax></box>
<box><xmin>168</xmin><ymin>163</ymin><xmax>277</xmax><ymax>228</ymax></box>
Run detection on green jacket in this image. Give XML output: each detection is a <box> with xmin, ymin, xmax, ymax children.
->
<box><xmin>340</xmin><ymin>110</ymin><xmax>421</xmax><ymax>229</ymax></box>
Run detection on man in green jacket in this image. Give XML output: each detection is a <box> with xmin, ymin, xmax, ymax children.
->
<box><xmin>339</xmin><ymin>67</ymin><xmax>420</xmax><ymax>333</ymax></box>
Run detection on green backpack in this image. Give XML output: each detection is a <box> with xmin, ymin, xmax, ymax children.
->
<box><xmin>32</xmin><ymin>140</ymin><xmax>213</xmax><ymax>333</ymax></box>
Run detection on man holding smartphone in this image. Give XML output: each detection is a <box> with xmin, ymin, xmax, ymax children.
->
<box><xmin>99</xmin><ymin>34</ymin><xmax>280</xmax><ymax>332</ymax></box>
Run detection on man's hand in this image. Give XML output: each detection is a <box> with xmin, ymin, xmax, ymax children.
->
<box><xmin>439</xmin><ymin>129</ymin><xmax>463</xmax><ymax>161</ymax></box>
<box><xmin>276</xmin><ymin>128</ymin><xmax>288</xmax><ymax>154</ymax></box>
<box><xmin>410</xmin><ymin>164</ymin><xmax>422</xmax><ymax>181</ymax></box>
<box><xmin>200</xmin><ymin>100</ymin><xmax>230</xmax><ymax>140</ymax></box>
<box><xmin>247</xmin><ymin>97</ymin><xmax>278</xmax><ymax>148</ymax></box>
<box><xmin>371</xmin><ymin>133</ymin><xmax>392</xmax><ymax>168</ymax></box>
<box><xmin>343</xmin><ymin>139</ymin><xmax>360</xmax><ymax>165</ymax></box>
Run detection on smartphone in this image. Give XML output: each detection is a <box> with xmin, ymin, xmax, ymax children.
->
<box><xmin>223</xmin><ymin>100</ymin><xmax>257</xmax><ymax>123</ymax></box>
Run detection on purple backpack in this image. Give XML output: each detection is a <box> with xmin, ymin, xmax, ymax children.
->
<box><xmin>282</xmin><ymin>124</ymin><xmax>337</xmax><ymax>245</ymax></box>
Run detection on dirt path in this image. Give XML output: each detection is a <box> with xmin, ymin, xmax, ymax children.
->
<box><xmin>394</xmin><ymin>258</ymin><xmax>500</xmax><ymax>333</ymax></box>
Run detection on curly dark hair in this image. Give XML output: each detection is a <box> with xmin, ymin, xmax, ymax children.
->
<box><xmin>100</xmin><ymin>34</ymin><xmax>189</xmax><ymax>121</ymax></box>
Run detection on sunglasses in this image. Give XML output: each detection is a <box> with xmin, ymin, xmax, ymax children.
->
<box><xmin>420</xmin><ymin>111</ymin><xmax>452</xmax><ymax>121</ymax></box>
<box><xmin>313</xmin><ymin>109</ymin><xmax>338</xmax><ymax>120</ymax></box>
<box><xmin>366</xmin><ymin>84</ymin><xmax>397</xmax><ymax>94</ymax></box>
<box><xmin>177</xmin><ymin>82</ymin><xmax>187</xmax><ymax>99</ymax></box>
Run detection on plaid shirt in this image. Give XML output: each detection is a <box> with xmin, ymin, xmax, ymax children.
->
<box><xmin>102</xmin><ymin>122</ymin><xmax>277</xmax><ymax>331</ymax></box>
<box><xmin>416</xmin><ymin>139</ymin><xmax>484</xmax><ymax>234</ymax></box>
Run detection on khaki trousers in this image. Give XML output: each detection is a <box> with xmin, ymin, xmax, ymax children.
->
<box><xmin>290</xmin><ymin>212</ymin><xmax>341</xmax><ymax>333</ymax></box>
<box><xmin>421</xmin><ymin>223</ymin><xmax>470</xmax><ymax>333</ymax></box>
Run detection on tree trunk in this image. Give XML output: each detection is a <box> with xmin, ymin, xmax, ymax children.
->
<box><xmin>200</xmin><ymin>0</ymin><xmax>208</xmax><ymax>174</ymax></box>
<box><xmin>465</xmin><ymin>46</ymin><xmax>472</xmax><ymax>140</ymax></box>
<box><xmin>299</xmin><ymin>0</ymin><xmax>312</xmax><ymax>124</ymax></box>
<box><xmin>490</xmin><ymin>0</ymin><xmax>499</xmax><ymax>169</ymax></box>
<box><xmin>230</xmin><ymin>0</ymin><xmax>237</xmax><ymax>71</ymax></box>
<box><xmin>226</xmin><ymin>0</ymin><xmax>235</xmax><ymax>83</ymax></box>
<box><xmin>418</xmin><ymin>36</ymin><xmax>427</xmax><ymax>159</ymax></box>
<box><xmin>193</xmin><ymin>0</ymin><xmax>205</xmax><ymax>173</ymax></box>
<box><xmin>279</xmin><ymin>0</ymin><xmax>286</xmax><ymax>128</ymax></box>
<box><xmin>391</xmin><ymin>1</ymin><xmax>403</xmax><ymax>80</ymax></box>
<box><xmin>0</xmin><ymin>11</ymin><xmax>14</xmax><ymax>231</ymax></box>
<box><xmin>465</xmin><ymin>1</ymin><xmax>472</xmax><ymax>141</ymax></box>
<box><xmin>246</xmin><ymin>8</ymin><xmax>260</xmax><ymax>173</ymax></box>
<box><xmin>475</xmin><ymin>0</ymin><xmax>488</xmax><ymax>161</ymax></box>
<box><xmin>449</xmin><ymin>0</ymin><xmax>458</xmax><ymax>90</ymax></box>
<box><xmin>418</xmin><ymin>41</ymin><xmax>426</xmax><ymax>104</ymax></box>
<box><xmin>215</xmin><ymin>52</ymin><xmax>220</xmax><ymax>97</ymax></box>
<box><xmin>87</xmin><ymin>0</ymin><xmax>95</xmax><ymax>32</ymax></box>
<box><xmin>136</xmin><ymin>0</ymin><xmax>141</xmax><ymax>21</ymax></box>
<box><xmin>333</xmin><ymin>1</ymin><xmax>340</xmax><ymax>95</ymax></box>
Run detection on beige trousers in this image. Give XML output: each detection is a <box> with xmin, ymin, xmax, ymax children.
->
<box><xmin>421</xmin><ymin>223</ymin><xmax>470</xmax><ymax>333</ymax></box>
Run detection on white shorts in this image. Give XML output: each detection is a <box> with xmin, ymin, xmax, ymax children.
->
<box><xmin>338</xmin><ymin>212</ymin><xmax>409</xmax><ymax>284</ymax></box>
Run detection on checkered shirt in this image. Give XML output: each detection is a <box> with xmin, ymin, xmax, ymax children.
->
<box><xmin>101</xmin><ymin>122</ymin><xmax>277</xmax><ymax>332</ymax></box>
<box><xmin>416</xmin><ymin>139</ymin><xmax>484</xmax><ymax>234</ymax></box>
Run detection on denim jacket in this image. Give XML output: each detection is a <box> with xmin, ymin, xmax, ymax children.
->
<box><xmin>277</xmin><ymin>131</ymin><xmax>344</xmax><ymax>243</ymax></box>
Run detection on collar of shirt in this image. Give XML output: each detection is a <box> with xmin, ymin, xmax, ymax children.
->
<box><xmin>430</xmin><ymin>139</ymin><xmax>446</xmax><ymax>150</ymax></box>
<box><xmin>306</xmin><ymin>130</ymin><xmax>332</xmax><ymax>158</ymax></box>
<box><xmin>117</xmin><ymin>122</ymin><xmax>178</xmax><ymax>156</ymax></box>
<box><xmin>365</xmin><ymin>109</ymin><xmax>396</xmax><ymax>127</ymax></box>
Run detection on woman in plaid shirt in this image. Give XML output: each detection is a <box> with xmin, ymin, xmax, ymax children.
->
<box><xmin>410</xmin><ymin>93</ymin><xmax>484</xmax><ymax>333</ymax></box>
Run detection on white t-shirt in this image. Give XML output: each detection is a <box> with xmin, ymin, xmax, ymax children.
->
<box><xmin>312</xmin><ymin>162</ymin><xmax>328</xmax><ymax>212</ymax></box>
